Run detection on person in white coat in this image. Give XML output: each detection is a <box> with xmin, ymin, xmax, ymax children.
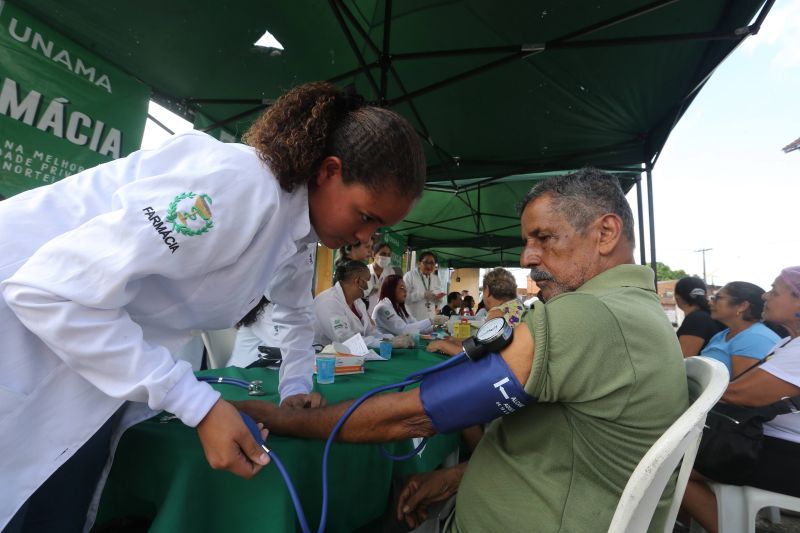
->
<box><xmin>366</xmin><ymin>241</ymin><xmax>397</xmax><ymax>310</ymax></box>
<box><xmin>313</xmin><ymin>261</ymin><xmax>385</xmax><ymax>348</ymax></box>
<box><xmin>373</xmin><ymin>275</ymin><xmax>447</xmax><ymax>336</ymax></box>
<box><xmin>403</xmin><ymin>251</ymin><xmax>445</xmax><ymax>320</ymax></box>
<box><xmin>0</xmin><ymin>81</ymin><xmax>427</xmax><ymax>532</ymax></box>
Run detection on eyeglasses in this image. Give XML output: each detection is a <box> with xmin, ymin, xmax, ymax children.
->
<box><xmin>709</xmin><ymin>294</ymin><xmax>730</xmax><ymax>302</ymax></box>
<box><xmin>421</xmin><ymin>261</ymin><xmax>436</xmax><ymax>266</ymax></box>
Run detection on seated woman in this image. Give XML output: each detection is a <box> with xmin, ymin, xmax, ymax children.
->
<box><xmin>428</xmin><ymin>268</ymin><xmax>524</xmax><ymax>356</ymax></box>
<box><xmin>675</xmin><ymin>276</ymin><xmax>724</xmax><ymax>356</ymax></box>
<box><xmin>313</xmin><ymin>260</ymin><xmax>384</xmax><ymax>348</ymax></box>
<box><xmin>459</xmin><ymin>295</ymin><xmax>475</xmax><ymax>316</ymax></box>
<box><xmin>682</xmin><ymin>266</ymin><xmax>800</xmax><ymax>533</ymax></box>
<box><xmin>372</xmin><ymin>275</ymin><xmax>445</xmax><ymax>335</ymax></box>
<box><xmin>700</xmin><ymin>281</ymin><xmax>780</xmax><ymax>377</ymax></box>
<box><xmin>230</xmin><ymin>296</ymin><xmax>281</xmax><ymax>368</ymax></box>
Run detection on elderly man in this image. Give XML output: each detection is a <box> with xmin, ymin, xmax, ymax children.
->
<box><xmin>238</xmin><ymin>168</ymin><xmax>688</xmax><ymax>532</ymax></box>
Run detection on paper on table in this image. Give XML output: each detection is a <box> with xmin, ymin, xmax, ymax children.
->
<box><xmin>334</xmin><ymin>333</ymin><xmax>384</xmax><ymax>361</ymax></box>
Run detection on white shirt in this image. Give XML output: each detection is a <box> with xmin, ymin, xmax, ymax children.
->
<box><xmin>229</xmin><ymin>302</ymin><xmax>287</xmax><ymax>368</ymax></box>
<box><xmin>0</xmin><ymin>131</ymin><xmax>317</xmax><ymax>527</ymax></box>
<box><xmin>366</xmin><ymin>262</ymin><xmax>396</xmax><ymax>310</ymax></box>
<box><xmin>402</xmin><ymin>269</ymin><xmax>443</xmax><ymax>321</ymax></box>
<box><xmin>372</xmin><ymin>297</ymin><xmax>432</xmax><ymax>336</ymax></box>
<box><xmin>761</xmin><ymin>337</ymin><xmax>800</xmax><ymax>444</ymax></box>
<box><xmin>313</xmin><ymin>282</ymin><xmax>384</xmax><ymax>347</ymax></box>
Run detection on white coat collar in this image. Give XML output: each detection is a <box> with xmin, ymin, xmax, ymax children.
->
<box><xmin>278</xmin><ymin>184</ymin><xmax>316</xmax><ymax>244</ymax></box>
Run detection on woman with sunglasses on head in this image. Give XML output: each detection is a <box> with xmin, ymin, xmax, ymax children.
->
<box><xmin>699</xmin><ymin>281</ymin><xmax>780</xmax><ymax>377</ymax></box>
<box><xmin>366</xmin><ymin>241</ymin><xmax>397</xmax><ymax>310</ymax></box>
<box><xmin>403</xmin><ymin>251</ymin><xmax>445</xmax><ymax>320</ymax></box>
<box><xmin>0</xmin><ymin>81</ymin><xmax>425</xmax><ymax>531</ymax></box>
<box><xmin>682</xmin><ymin>267</ymin><xmax>800</xmax><ymax>533</ymax></box>
<box><xmin>313</xmin><ymin>260</ymin><xmax>386</xmax><ymax>348</ymax></box>
<box><xmin>674</xmin><ymin>276</ymin><xmax>724</xmax><ymax>356</ymax></box>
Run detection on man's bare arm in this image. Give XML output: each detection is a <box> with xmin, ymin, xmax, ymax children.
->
<box><xmin>235</xmin><ymin>322</ymin><xmax>535</xmax><ymax>443</ymax></box>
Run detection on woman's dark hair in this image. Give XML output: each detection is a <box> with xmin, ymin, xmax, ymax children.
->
<box><xmin>723</xmin><ymin>281</ymin><xmax>766</xmax><ymax>322</ymax></box>
<box><xmin>379</xmin><ymin>274</ymin><xmax>410</xmax><ymax>319</ymax></box>
<box><xmin>243</xmin><ymin>81</ymin><xmax>426</xmax><ymax>198</ymax></box>
<box><xmin>477</xmin><ymin>300</ymin><xmax>486</xmax><ymax>311</ymax></box>
<box><xmin>236</xmin><ymin>296</ymin><xmax>270</xmax><ymax>329</ymax></box>
<box><xmin>334</xmin><ymin>260</ymin><xmax>369</xmax><ymax>284</ymax></box>
<box><xmin>373</xmin><ymin>240</ymin><xmax>391</xmax><ymax>254</ymax></box>
<box><xmin>675</xmin><ymin>276</ymin><xmax>710</xmax><ymax>313</ymax></box>
<box><xmin>418</xmin><ymin>251</ymin><xmax>437</xmax><ymax>264</ymax></box>
<box><xmin>463</xmin><ymin>295</ymin><xmax>475</xmax><ymax>309</ymax></box>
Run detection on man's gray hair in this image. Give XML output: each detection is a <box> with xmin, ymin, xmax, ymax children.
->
<box><xmin>519</xmin><ymin>168</ymin><xmax>635</xmax><ymax>244</ymax></box>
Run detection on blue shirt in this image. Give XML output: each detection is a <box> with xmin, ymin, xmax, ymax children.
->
<box><xmin>700</xmin><ymin>322</ymin><xmax>780</xmax><ymax>376</ymax></box>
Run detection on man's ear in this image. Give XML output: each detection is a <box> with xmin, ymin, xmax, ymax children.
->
<box><xmin>596</xmin><ymin>213</ymin><xmax>623</xmax><ymax>255</ymax></box>
<box><xmin>315</xmin><ymin>156</ymin><xmax>344</xmax><ymax>187</ymax></box>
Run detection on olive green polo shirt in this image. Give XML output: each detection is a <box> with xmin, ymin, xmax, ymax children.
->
<box><xmin>450</xmin><ymin>264</ymin><xmax>688</xmax><ymax>533</ymax></box>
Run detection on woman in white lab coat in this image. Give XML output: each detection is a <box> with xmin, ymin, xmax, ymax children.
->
<box><xmin>366</xmin><ymin>241</ymin><xmax>397</xmax><ymax>310</ymax></box>
<box><xmin>0</xmin><ymin>81</ymin><xmax>426</xmax><ymax>531</ymax></box>
<box><xmin>402</xmin><ymin>251</ymin><xmax>445</xmax><ymax>320</ymax></box>
<box><xmin>313</xmin><ymin>261</ymin><xmax>385</xmax><ymax>347</ymax></box>
<box><xmin>373</xmin><ymin>275</ymin><xmax>447</xmax><ymax>336</ymax></box>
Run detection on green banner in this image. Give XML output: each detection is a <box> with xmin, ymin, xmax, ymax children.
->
<box><xmin>0</xmin><ymin>1</ymin><xmax>149</xmax><ymax>199</ymax></box>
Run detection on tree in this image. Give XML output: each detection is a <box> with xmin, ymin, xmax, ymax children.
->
<box><xmin>654</xmin><ymin>262</ymin><xmax>690</xmax><ymax>281</ymax></box>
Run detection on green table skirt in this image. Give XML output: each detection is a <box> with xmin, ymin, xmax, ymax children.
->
<box><xmin>96</xmin><ymin>348</ymin><xmax>460</xmax><ymax>532</ymax></box>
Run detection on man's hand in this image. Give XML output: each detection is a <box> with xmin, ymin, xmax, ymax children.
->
<box><xmin>396</xmin><ymin>464</ymin><xmax>466</xmax><ymax>529</ymax></box>
<box><xmin>281</xmin><ymin>392</ymin><xmax>326</xmax><ymax>408</ymax></box>
<box><xmin>196</xmin><ymin>398</ymin><xmax>270</xmax><ymax>479</ymax></box>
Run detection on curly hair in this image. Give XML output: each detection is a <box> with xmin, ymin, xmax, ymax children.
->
<box><xmin>242</xmin><ymin>81</ymin><xmax>426</xmax><ymax>198</ymax></box>
<box><xmin>483</xmin><ymin>268</ymin><xmax>518</xmax><ymax>301</ymax></box>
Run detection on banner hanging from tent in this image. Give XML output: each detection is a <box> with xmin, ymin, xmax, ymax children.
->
<box><xmin>0</xmin><ymin>1</ymin><xmax>149</xmax><ymax>198</ymax></box>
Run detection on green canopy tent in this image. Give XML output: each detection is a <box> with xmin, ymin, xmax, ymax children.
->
<box><xmin>10</xmin><ymin>0</ymin><xmax>775</xmax><ymax>269</ymax></box>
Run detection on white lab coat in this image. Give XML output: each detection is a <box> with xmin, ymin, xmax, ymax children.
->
<box><xmin>0</xmin><ymin>131</ymin><xmax>318</xmax><ymax>528</ymax></box>
<box><xmin>229</xmin><ymin>302</ymin><xmax>287</xmax><ymax>368</ymax></box>
<box><xmin>366</xmin><ymin>263</ymin><xmax>396</xmax><ymax>310</ymax></box>
<box><xmin>313</xmin><ymin>282</ymin><xmax>384</xmax><ymax>347</ymax></box>
<box><xmin>372</xmin><ymin>297</ymin><xmax>433</xmax><ymax>336</ymax></box>
<box><xmin>402</xmin><ymin>269</ymin><xmax>444</xmax><ymax>320</ymax></box>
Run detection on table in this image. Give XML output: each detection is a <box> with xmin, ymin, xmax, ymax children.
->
<box><xmin>95</xmin><ymin>348</ymin><xmax>459</xmax><ymax>533</ymax></box>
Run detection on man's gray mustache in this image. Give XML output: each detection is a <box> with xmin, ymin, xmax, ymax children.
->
<box><xmin>530</xmin><ymin>270</ymin><xmax>554</xmax><ymax>282</ymax></box>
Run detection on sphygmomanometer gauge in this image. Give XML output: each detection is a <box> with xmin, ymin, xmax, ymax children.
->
<box><xmin>462</xmin><ymin>317</ymin><xmax>514</xmax><ymax>361</ymax></box>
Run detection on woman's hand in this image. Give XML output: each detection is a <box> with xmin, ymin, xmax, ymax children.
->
<box><xmin>196</xmin><ymin>399</ymin><xmax>270</xmax><ymax>479</ymax></box>
<box><xmin>281</xmin><ymin>392</ymin><xmax>326</xmax><ymax>408</ymax></box>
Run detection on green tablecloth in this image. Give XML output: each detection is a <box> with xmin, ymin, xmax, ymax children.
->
<box><xmin>96</xmin><ymin>348</ymin><xmax>459</xmax><ymax>533</ymax></box>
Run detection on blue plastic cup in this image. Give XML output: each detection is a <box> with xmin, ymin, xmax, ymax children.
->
<box><xmin>379</xmin><ymin>341</ymin><xmax>393</xmax><ymax>360</ymax></box>
<box><xmin>316</xmin><ymin>356</ymin><xmax>336</xmax><ymax>384</ymax></box>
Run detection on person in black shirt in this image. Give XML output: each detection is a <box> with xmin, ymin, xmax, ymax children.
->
<box><xmin>439</xmin><ymin>291</ymin><xmax>463</xmax><ymax>317</ymax></box>
<box><xmin>675</xmin><ymin>276</ymin><xmax>724</xmax><ymax>356</ymax></box>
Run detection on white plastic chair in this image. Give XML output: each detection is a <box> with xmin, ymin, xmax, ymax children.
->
<box><xmin>608</xmin><ymin>356</ymin><xmax>729</xmax><ymax>533</ymax></box>
<box><xmin>689</xmin><ymin>483</ymin><xmax>797</xmax><ymax>533</ymax></box>
<box><xmin>200</xmin><ymin>328</ymin><xmax>238</xmax><ymax>369</ymax></box>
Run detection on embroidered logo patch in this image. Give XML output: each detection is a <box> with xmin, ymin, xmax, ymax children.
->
<box><xmin>166</xmin><ymin>192</ymin><xmax>214</xmax><ymax>236</ymax></box>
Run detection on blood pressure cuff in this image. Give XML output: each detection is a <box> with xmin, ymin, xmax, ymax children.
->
<box><xmin>419</xmin><ymin>352</ymin><xmax>536</xmax><ymax>434</ymax></box>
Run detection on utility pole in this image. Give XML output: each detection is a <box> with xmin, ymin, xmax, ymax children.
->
<box><xmin>695</xmin><ymin>248</ymin><xmax>712</xmax><ymax>284</ymax></box>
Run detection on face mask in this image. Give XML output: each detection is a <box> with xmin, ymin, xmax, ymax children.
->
<box><xmin>375</xmin><ymin>256</ymin><xmax>391</xmax><ymax>268</ymax></box>
<box><xmin>360</xmin><ymin>281</ymin><xmax>371</xmax><ymax>299</ymax></box>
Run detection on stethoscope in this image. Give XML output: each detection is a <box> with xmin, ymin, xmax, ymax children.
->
<box><xmin>197</xmin><ymin>354</ymin><xmax>467</xmax><ymax>533</ymax></box>
<box><xmin>194</xmin><ymin>318</ymin><xmax>512</xmax><ymax>533</ymax></box>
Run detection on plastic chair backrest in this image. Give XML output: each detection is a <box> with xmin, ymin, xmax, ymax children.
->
<box><xmin>607</xmin><ymin>356</ymin><xmax>729</xmax><ymax>533</ymax></box>
<box><xmin>200</xmin><ymin>328</ymin><xmax>238</xmax><ymax>369</ymax></box>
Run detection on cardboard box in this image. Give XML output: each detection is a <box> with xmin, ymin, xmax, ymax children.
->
<box><xmin>314</xmin><ymin>354</ymin><xmax>365</xmax><ymax>376</ymax></box>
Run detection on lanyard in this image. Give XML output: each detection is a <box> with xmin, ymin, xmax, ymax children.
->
<box><xmin>417</xmin><ymin>270</ymin><xmax>432</xmax><ymax>291</ymax></box>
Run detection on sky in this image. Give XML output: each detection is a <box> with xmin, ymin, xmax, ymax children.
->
<box><xmin>142</xmin><ymin>0</ymin><xmax>799</xmax><ymax>291</ymax></box>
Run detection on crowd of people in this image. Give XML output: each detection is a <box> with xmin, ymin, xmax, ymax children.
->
<box><xmin>2</xmin><ymin>78</ymin><xmax>798</xmax><ymax>533</ymax></box>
